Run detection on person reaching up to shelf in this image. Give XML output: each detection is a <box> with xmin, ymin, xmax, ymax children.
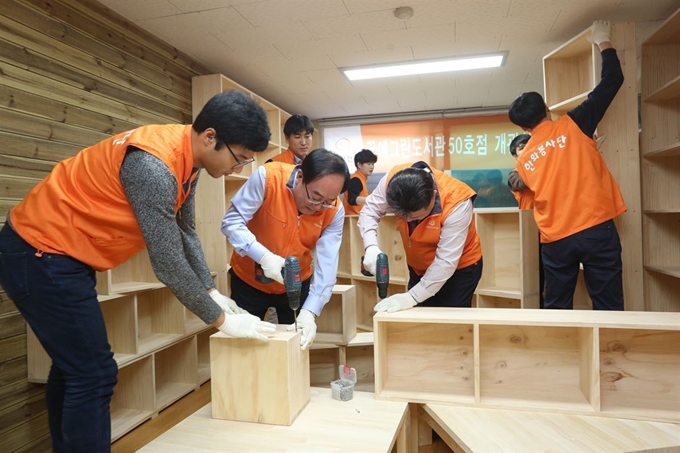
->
<box><xmin>0</xmin><ymin>90</ymin><xmax>277</xmax><ymax>453</ymax></box>
<box><xmin>358</xmin><ymin>162</ymin><xmax>483</xmax><ymax>312</ymax></box>
<box><xmin>507</xmin><ymin>20</ymin><xmax>626</xmax><ymax>311</ymax></box>
<box><xmin>221</xmin><ymin>148</ymin><xmax>350</xmax><ymax>350</ymax></box>
<box><xmin>268</xmin><ymin>114</ymin><xmax>315</xmax><ymax>164</ymax></box>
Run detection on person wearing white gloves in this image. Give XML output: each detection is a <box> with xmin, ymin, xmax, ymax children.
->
<box><xmin>507</xmin><ymin>20</ymin><xmax>625</xmax><ymax>311</ymax></box>
<box><xmin>221</xmin><ymin>148</ymin><xmax>350</xmax><ymax>349</ymax></box>
<box><xmin>359</xmin><ymin>162</ymin><xmax>483</xmax><ymax>313</ymax></box>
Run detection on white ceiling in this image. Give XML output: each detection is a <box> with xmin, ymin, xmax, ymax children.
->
<box><xmin>98</xmin><ymin>0</ymin><xmax>680</xmax><ymax>121</ymax></box>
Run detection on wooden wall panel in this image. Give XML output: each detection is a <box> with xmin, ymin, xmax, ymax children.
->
<box><xmin>0</xmin><ymin>0</ymin><xmax>209</xmax><ymax>450</ymax></box>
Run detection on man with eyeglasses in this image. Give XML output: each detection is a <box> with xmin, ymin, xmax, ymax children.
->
<box><xmin>0</xmin><ymin>90</ymin><xmax>277</xmax><ymax>453</ymax></box>
<box><xmin>222</xmin><ymin>148</ymin><xmax>350</xmax><ymax>350</ymax></box>
<box><xmin>358</xmin><ymin>162</ymin><xmax>483</xmax><ymax>312</ymax></box>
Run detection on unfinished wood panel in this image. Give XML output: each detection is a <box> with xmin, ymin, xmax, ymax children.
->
<box><xmin>316</xmin><ymin>284</ymin><xmax>357</xmax><ymax>345</ymax></box>
<box><xmin>108</xmin><ymin>250</ymin><xmax>162</xmax><ymax>294</ymax></box>
<box><xmin>640</xmin><ymin>7</ymin><xmax>680</xmax><ymax>312</ymax></box>
<box><xmin>155</xmin><ymin>337</ymin><xmax>198</xmax><ymax>412</ymax></box>
<box><xmin>337</xmin><ymin>216</ymin><xmax>352</xmax><ymax>277</ymax></box>
<box><xmin>136</xmin><ymin>289</ymin><xmax>186</xmax><ymax>356</ymax></box>
<box><xmin>196</xmin><ymin>329</ymin><xmax>215</xmax><ymax>385</ymax></box>
<box><xmin>374</xmin><ymin>308</ymin><xmax>680</xmax><ymax>423</ymax></box>
<box><xmin>111</xmin><ymin>356</ymin><xmax>155</xmax><ymax>442</ymax></box>
<box><xmin>422</xmin><ymin>403</ymin><xmax>680</xmax><ymax>453</ymax></box>
<box><xmin>210</xmin><ymin>329</ymin><xmax>310</xmax><ymax>426</ymax></box>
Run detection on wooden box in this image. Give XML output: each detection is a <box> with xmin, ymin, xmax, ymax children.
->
<box><xmin>210</xmin><ymin>328</ymin><xmax>310</xmax><ymax>425</ymax></box>
<box><xmin>374</xmin><ymin>308</ymin><xmax>680</xmax><ymax>423</ymax></box>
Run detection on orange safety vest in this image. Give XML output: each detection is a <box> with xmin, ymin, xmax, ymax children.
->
<box><xmin>230</xmin><ymin>162</ymin><xmax>340</xmax><ymax>294</ymax></box>
<box><xmin>10</xmin><ymin>124</ymin><xmax>197</xmax><ymax>271</ymax></box>
<box><xmin>269</xmin><ymin>148</ymin><xmax>296</xmax><ymax>165</ymax></box>
<box><xmin>511</xmin><ymin>189</ymin><xmax>535</xmax><ymax>210</ymax></box>
<box><xmin>516</xmin><ymin>116</ymin><xmax>626</xmax><ymax>243</ymax></box>
<box><xmin>343</xmin><ymin>170</ymin><xmax>368</xmax><ymax>215</ymax></box>
<box><xmin>386</xmin><ymin>163</ymin><xmax>482</xmax><ymax>276</ymax></box>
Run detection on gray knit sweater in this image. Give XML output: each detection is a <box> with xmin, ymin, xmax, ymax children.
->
<box><xmin>120</xmin><ymin>149</ymin><xmax>221</xmax><ymax>324</ymax></box>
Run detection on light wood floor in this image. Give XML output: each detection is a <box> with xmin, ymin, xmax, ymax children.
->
<box><xmin>110</xmin><ymin>382</ymin><xmax>453</xmax><ymax>453</ymax></box>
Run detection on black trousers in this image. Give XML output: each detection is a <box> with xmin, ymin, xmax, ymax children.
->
<box><xmin>408</xmin><ymin>258</ymin><xmax>483</xmax><ymax>308</ymax></box>
<box><xmin>542</xmin><ymin>219</ymin><xmax>623</xmax><ymax>310</ymax></box>
<box><xmin>228</xmin><ymin>268</ymin><xmax>311</xmax><ymax>323</ymax></box>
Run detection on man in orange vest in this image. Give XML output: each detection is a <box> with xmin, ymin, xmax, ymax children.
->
<box><xmin>507</xmin><ymin>21</ymin><xmax>625</xmax><ymax>311</ymax></box>
<box><xmin>343</xmin><ymin>149</ymin><xmax>378</xmax><ymax>215</ymax></box>
<box><xmin>222</xmin><ymin>149</ymin><xmax>350</xmax><ymax>350</ymax></box>
<box><xmin>268</xmin><ymin>114</ymin><xmax>315</xmax><ymax>164</ymax></box>
<box><xmin>358</xmin><ymin>162</ymin><xmax>483</xmax><ymax>312</ymax></box>
<box><xmin>0</xmin><ymin>90</ymin><xmax>276</xmax><ymax>453</ymax></box>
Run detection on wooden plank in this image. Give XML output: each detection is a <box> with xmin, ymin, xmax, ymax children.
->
<box><xmin>0</xmin><ymin>411</ymin><xmax>50</xmax><ymax>453</ymax></box>
<box><xmin>4</xmin><ymin>0</ymin><xmax>191</xmax><ymax>94</ymax></box>
<box><xmin>0</xmin><ymin>61</ymin><xmax>176</xmax><ymax>126</ymax></box>
<box><xmin>21</xmin><ymin>0</ymin><xmax>210</xmax><ymax>79</ymax></box>
<box><xmin>0</xmin><ymin>154</ymin><xmax>55</xmax><ymax>178</ymax></box>
<box><xmin>0</xmin><ymin>378</ymin><xmax>44</xmax><ymax>413</ymax></box>
<box><xmin>0</xmin><ymin>129</ymin><xmax>82</xmax><ymax>162</ymax></box>
<box><xmin>0</xmin><ymin>334</ymin><xmax>26</xmax><ymax>363</ymax></box>
<box><xmin>0</xmin><ymin>97</ymin><xmax>121</xmax><ymax>148</ymax></box>
<box><xmin>0</xmin><ymin>38</ymin><xmax>190</xmax><ymax>123</ymax></box>
<box><xmin>0</xmin><ymin>392</ymin><xmax>47</xmax><ymax>437</ymax></box>
<box><xmin>0</xmin><ymin>356</ymin><xmax>27</xmax><ymax>387</ymax></box>
<box><xmin>0</xmin><ymin>13</ymin><xmax>192</xmax><ymax>112</ymax></box>
<box><xmin>0</xmin><ymin>291</ymin><xmax>18</xmax><ymax>317</ymax></box>
<box><xmin>423</xmin><ymin>403</ymin><xmax>680</xmax><ymax>453</ymax></box>
<box><xmin>0</xmin><ymin>175</ymin><xmax>42</xmax><ymax>200</ymax></box>
<box><xmin>0</xmin><ymin>312</ymin><xmax>25</xmax><ymax>341</ymax></box>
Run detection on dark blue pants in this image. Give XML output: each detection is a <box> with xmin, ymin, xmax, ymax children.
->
<box><xmin>229</xmin><ymin>268</ymin><xmax>311</xmax><ymax>323</ymax></box>
<box><xmin>0</xmin><ymin>224</ymin><xmax>117</xmax><ymax>453</ymax></box>
<box><xmin>541</xmin><ymin>220</ymin><xmax>623</xmax><ymax>310</ymax></box>
<box><xmin>408</xmin><ymin>258</ymin><xmax>483</xmax><ymax>308</ymax></box>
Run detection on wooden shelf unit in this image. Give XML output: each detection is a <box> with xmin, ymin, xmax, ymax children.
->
<box><xmin>474</xmin><ymin>208</ymin><xmax>539</xmax><ymax>309</ymax></box>
<box><xmin>640</xmin><ymin>7</ymin><xmax>680</xmax><ymax>311</ymax></box>
<box><xmin>542</xmin><ymin>22</ymin><xmax>643</xmax><ymax>310</ymax></box>
<box><xmin>192</xmin><ymin>73</ymin><xmax>291</xmax><ymax>297</ymax></box>
<box><xmin>374</xmin><ymin>308</ymin><xmax>680</xmax><ymax>423</ymax></box>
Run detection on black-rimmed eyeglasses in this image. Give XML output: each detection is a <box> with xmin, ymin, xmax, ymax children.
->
<box><xmin>304</xmin><ymin>183</ymin><xmax>337</xmax><ymax>209</ymax></box>
<box><xmin>225</xmin><ymin>142</ymin><xmax>255</xmax><ymax>169</ymax></box>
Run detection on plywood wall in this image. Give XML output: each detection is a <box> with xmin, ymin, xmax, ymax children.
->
<box><xmin>0</xmin><ymin>0</ymin><xmax>209</xmax><ymax>451</ymax></box>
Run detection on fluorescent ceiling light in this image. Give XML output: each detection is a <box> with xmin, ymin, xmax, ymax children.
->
<box><xmin>342</xmin><ymin>52</ymin><xmax>507</xmax><ymax>81</ymax></box>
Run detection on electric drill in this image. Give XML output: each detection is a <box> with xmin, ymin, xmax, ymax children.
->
<box><xmin>361</xmin><ymin>253</ymin><xmax>390</xmax><ymax>299</ymax></box>
<box><xmin>255</xmin><ymin>257</ymin><xmax>302</xmax><ymax>330</ymax></box>
<box><xmin>283</xmin><ymin>256</ymin><xmax>302</xmax><ymax>332</ymax></box>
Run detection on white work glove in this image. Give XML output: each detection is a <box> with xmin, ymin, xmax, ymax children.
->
<box><xmin>209</xmin><ymin>290</ymin><xmax>248</xmax><ymax>315</ymax></box>
<box><xmin>374</xmin><ymin>292</ymin><xmax>417</xmax><ymax>313</ymax></box>
<box><xmin>287</xmin><ymin>309</ymin><xmax>317</xmax><ymax>350</ymax></box>
<box><xmin>259</xmin><ymin>251</ymin><xmax>285</xmax><ymax>284</ymax></box>
<box><xmin>218</xmin><ymin>313</ymin><xmax>276</xmax><ymax>341</ymax></box>
<box><xmin>587</xmin><ymin>20</ymin><xmax>611</xmax><ymax>46</ymax></box>
<box><xmin>362</xmin><ymin>245</ymin><xmax>383</xmax><ymax>276</ymax></box>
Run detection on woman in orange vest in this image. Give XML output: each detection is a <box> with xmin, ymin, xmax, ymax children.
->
<box><xmin>268</xmin><ymin>114</ymin><xmax>315</xmax><ymax>164</ymax></box>
<box><xmin>508</xmin><ymin>21</ymin><xmax>625</xmax><ymax>311</ymax></box>
<box><xmin>0</xmin><ymin>91</ymin><xmax>276</xmax><ymax>453</ymax></box>
<box><xmin>358</xmin><ymin>162</ymin><xmax>483</xmax><ymax>312</ymax></box>
<box><xmin>343</xmin><ymin>148</ymin><xmax>377</xmax><ymax>215</ymax></box>
<box><xmin>222</xmin><ymin>149</ymin><xmax>350</xmax><ymax>350</ymax></box>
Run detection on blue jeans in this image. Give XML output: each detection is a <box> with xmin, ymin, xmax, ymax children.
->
<box><xmin>0</xmin><ymin>223</ymin><xmax>117</xmax><ymax>453</ymax></box>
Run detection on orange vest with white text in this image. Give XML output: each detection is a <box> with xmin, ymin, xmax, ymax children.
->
<box><xmin>10</xmin><ymin>124</ymin><xmax>197</xmax><ymax>271</ymax></box>
<box><xmin>343</xmin><ymin>170</ymin><xmax>368</xmax><ymax>215</ymax></box>
<box><xmin>515</xmin><ymin>116</ymin><xmax>626</xmax><ymax>243</ymax></box>
<box><xmin>230</xmin><ymin>162</ymin><xmax>340</xmax><ymax>294</ymax></box>
<box><xmin>269</xmin><ymin>148</ymin><xmax>296</xmax><ymax>165</ymax></box>
<box><xmin>386</xmin><ymin>163</ymin><xmax>482</xmax><ymax>276</ymax></box>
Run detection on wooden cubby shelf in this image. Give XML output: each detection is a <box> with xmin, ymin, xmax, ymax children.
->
<box><xmin>640</xmin><ymin>7</ymin><xmax>680</xmax><ymax>312</ymax></box>
<box><xmin>374</xmin><ymin>308</ymin><xmax>680</xmax><ymax>423</ymax></box>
